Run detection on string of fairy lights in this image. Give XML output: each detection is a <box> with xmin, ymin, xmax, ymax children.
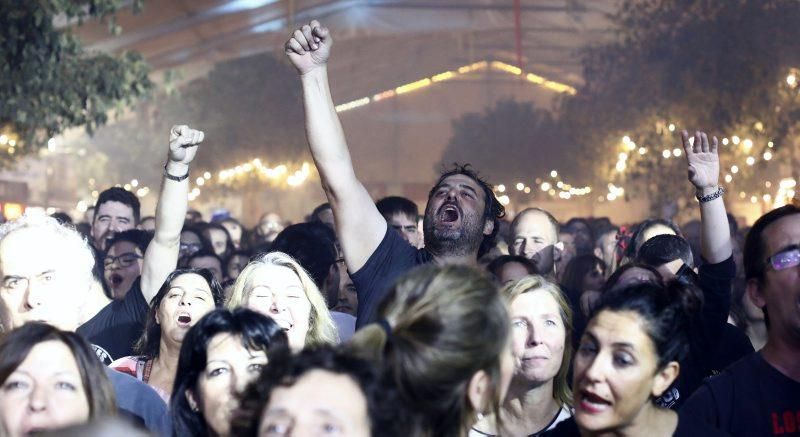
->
<box><xmin>72</xmin><ymin>64</ymin><xmax>795</xmax><ymax>212</ymax></box>
<box><xmin>607</xmin><ymin>119</ymin><xmax>795</xmax><ymax>208</ymax></box>
<box><xmin>332</xmin><ymin>59</ymin><xmax>577</xmax><ymax>114</ymax></box>
<box><xmin>141</xmin><ymin>59</ymin><xmax>576</xmax><ymax>204</ymax></box>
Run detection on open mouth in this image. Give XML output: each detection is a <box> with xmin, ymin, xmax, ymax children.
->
<box><xmin>109</xmin><ymin>273</ymin><xmax>124</xmax><ymax>288</ymax></box>
<box><xmin>437</xmin><ymin>203</ymin><xmax>461</xmax><ymax>224</ymax></box>
<box><xmin>578</xmin><ymin>389</ymin><xmax>612</xmax><ymax>413</ymax></box>
<box><xmin>176</xmin><ymin>312</ymin><xmax>192</xmax><ymax>327</ymax></box>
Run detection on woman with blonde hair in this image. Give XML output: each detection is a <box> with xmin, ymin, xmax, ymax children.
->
<box><xmin>226</xmin><ymin>251</ymin><xmax>337</xmax><ymax>350</ymax></box>
<box><xmin>350</xmin><ymin>264</ymin><xmax>514</xmax><ymax>437</ymax></box>
<box><xmin>472</xmin><ymin>275</ymin><xmax>574</xmax><ymax>436</ymax></box>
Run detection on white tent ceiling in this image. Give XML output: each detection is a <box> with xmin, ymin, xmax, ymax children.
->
<box><xmin>75</xmin><ymin>0</ymin><xmax>620</xmax><ymax>94</ymax></box>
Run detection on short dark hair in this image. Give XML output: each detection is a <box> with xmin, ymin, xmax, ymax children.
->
<box><xmin>171</xmin><ymin>309</ymin><xmax>290</xmax><ymax>437</ymax></box>
<box><xmin>592</xmin><ymin>281</ymin><xmax>699</xmax><ymax>368</ymax></box>
<box><xmin>107</xmin><ymin>229</ymin><xmax>153</xmax><ymax>255</ymax></box>
<box><xmin>376</xmin><ymin>196</ymin><xmax>419</xmax><ymax>220</ymax></box>
<box><xmin>135</xmin><ymin>268</ymin><xmax>224</xmax><ymax>359</ymax></box>
<box><xmin>743</xmin><ymin>205</ymin><xmax>800</xmax><ymax>281</ymax></box>
<box><xmin>486</xmin><ymin>255</ymin><xmax>536</xmax><ymax>281</ymax></box>
<box><xmin>0</xmin><ymin>322</ymin><xmax>116</xmax><ymax>418</ymax></box>
<box><xmin>94</xmin><ymin>187</ymin><xmax>141</xmax><ymax>225</ymax></box>
<box><xmin>564</xmin><ymin>217</ymin><xmax>593</xmax><ymax>235</ymax></box>
<box><xmin>224</xmin><ymin>250</ymin><xmax>253</xmax><ymax>278</ymax></box>
<box><xmin>627</xmin><ymin>218</ymin><xmax>683</xmax><ymax>258</ymax></box>
<box><xmin>51</xmin><ymin>212</ymin><xmax>73</xmax><ymax>225</ymax></box>
<box><xmin>233</xmin><ymin>346</ymin><xmax>401</xmax><ymax>436</ymax></box>
<box><xmin>269</xmin><ymin>222</ymin><xmax>338</xmax><ymax>289</ymax></box>
<box><xmin>429</xmin><ymin>163</ymin><xmax>505</xmax><ymax>255</ymax></box>
<box><xmin>637</xmin><ymin>234</ymin><xmax>694</xmax><ymax>269</ymax></box>
<box><xmin>187</xmin><ymin>250</ymin><xmax>224</xmax><ymax>272</ymax></box>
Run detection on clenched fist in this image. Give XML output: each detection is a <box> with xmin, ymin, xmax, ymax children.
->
<box><xmin>285</xmin><ymin>20</ymin><xmax>332</xmax><ymax>75</ymax></box>
<box><xmin>168</xmin><ymin>125</ymin><xmax>204</xmax><ymax>165</ymax></box>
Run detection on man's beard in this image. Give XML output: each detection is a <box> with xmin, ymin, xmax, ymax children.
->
<box><xmin>422</xmin><ymin>204</ymin><xmax>484</xmax><ymax>258</ymax></box>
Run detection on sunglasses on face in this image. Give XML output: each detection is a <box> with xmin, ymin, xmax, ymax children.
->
<box><xmin>104</xmin><ymin>252</ymin><xmax>143</xmax><ymax>268</ymax></box>
<box><xmin>765</xmin><ymin>245</ymin><xmax>800</xmax><ymax>271</ymax></box>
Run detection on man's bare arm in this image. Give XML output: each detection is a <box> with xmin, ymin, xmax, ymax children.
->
<box><xmin>286</xmin><ymin>21</ymin><xmax>386</xmax><ymax>272</ymax></box>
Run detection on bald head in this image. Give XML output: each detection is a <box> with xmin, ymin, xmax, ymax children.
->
<box><xmin>508</xmin><ymin>208</ymin><xmax>560</xmax><ymax>276</ymax></box>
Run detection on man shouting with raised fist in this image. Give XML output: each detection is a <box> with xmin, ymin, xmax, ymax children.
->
<box><xmin>285</xmin><ymin>21</ymin><xmax>504</xmax><ymax>328</ymax></box>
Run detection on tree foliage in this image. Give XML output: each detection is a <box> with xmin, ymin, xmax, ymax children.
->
<box><xmin>73</xmin><ymin>52</ymin><xmax>306</xmax><ymax>188</ymax></box>
<box><xmin>560</xmin><ymin>0</ymin><xmax>800</xmax><ymax>214</ymax></box>
<box><xmin>439</xmin><ymin>99</ymin><xmax>576</xmax><ymax>186</ymax></box>
<box><xmin>182</xmin><ymin>53</ymin><xmax>306</xmax><ymax>171</ymax></box>
<box><xmin>0</xmin><ymin>1</ymin><xmax>152</xmax><ymax>164</ymax></box>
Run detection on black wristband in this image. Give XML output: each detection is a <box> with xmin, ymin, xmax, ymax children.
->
<box><xmin>163</xmin><ymin>163</ymin><xmax>189</xmax><ymax>182</ymax></box>
<box><xmin>696</xmin><ymin>186</ymin><xmax>725</xmax><ymax>203</ymax></box>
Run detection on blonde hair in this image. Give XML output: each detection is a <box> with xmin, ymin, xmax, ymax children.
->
<box><xmin>503</xmin><ymin>275</ymin><xmax>573</xmax><ymax>408</ymax></box>
<box><xmin>349</xmin><ymin>265</ymin><xmax>510</xmax><ymax>437</ymax></box>
<box><xmin>226</xmin><ymin>251</ymin><xmax>337</xmax><ymax>346</ymax></box>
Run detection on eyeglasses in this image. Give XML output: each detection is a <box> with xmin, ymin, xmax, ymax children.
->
<box><xmin>104</xmin><ymin>253</ymin><xmax>143</xmax><ymax>268</ymax></box>
<box><xmin>765</xmin><ymin>245</ymin><xmax>800</xmax><ymax>271</ymax></box>
<box><xmin>180</xmin><ymin>242</ymin><xmax>203</xmax><ymax>253</ymax></box>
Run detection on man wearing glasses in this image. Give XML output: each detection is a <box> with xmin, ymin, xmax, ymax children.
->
<box><xmin>103</xmin><ymin>229</ymin><xmax>151</xmax><ymax>299</ymax></box>
<box><xmin>683</xmin><ymin>204</ymin><xmax>800</xmax><ymax>435</ymax></box>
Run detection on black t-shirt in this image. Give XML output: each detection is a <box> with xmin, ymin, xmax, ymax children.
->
<box><xmin>350</xmin><ymin>227</ymin><xmax>432</xmax><ymax>328</ymax></box>
<box><xmin>655</xmin><ymin>256</ymin><xmax>753</xmax><ymax>409</ymax></box>
<box><xmin>543</xmin><ymin>414</ymin><xmax>728</xmax><ymax>436</ymax></box>
<box><xmin>658</xmin><ymin>322</ymin><xmax>754</xmax><ymax>409</ymax></box>
<box><xmin>681</xmin><ymin>352</ymin><xmax>800</xmax><ymax>436</ymax></box>
<box><xmin>77</xmin><ymin>277</ymin><xmax>149</xmax><ymax>364</ymax></box>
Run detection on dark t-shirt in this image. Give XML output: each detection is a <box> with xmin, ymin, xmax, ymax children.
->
<box><xmin>543</xmin><ymin>414</ymin><xmax>728</xmax><ymax>436</ymax></box>
<box><xmin>655</xmin><ymin>256</ymin><xmax>753</xmax><ymax>409</ymax></box>
<box><xmin>350</xmin><ymin>227</ymin><xmax>432</xmax><ymax>328</ymax></box>
<box><xmin>681</xmin><ymin>352</ymin><xmax>800</xmax><ymax>436</ymax></box>
<box><xmin>77</xmin><ymin>277</ymin><xmax>149</xmax><ymax>363</ymax></box>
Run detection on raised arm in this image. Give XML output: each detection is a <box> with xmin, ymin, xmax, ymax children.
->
<box><xmin>681</xmin><ymin>130</ymin><xmax>732</xmax><ymax>264</ymax></box>
<box><xmin>285</xmin><ymin>21</ymin><xmax>386</xmax><ymax>272</ymax></box>
<box><xmin>141</xmin><ymin>125</ymin><xmax>204</xmax><ymax>302</ymax></box>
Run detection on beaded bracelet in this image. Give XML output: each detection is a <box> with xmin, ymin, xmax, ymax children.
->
<box><xmin>696</xmin><ymin>186</ymin><xmax>725</xmax><ymax>203</ymax></box>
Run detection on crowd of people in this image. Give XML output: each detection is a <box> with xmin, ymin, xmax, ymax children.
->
<box><xmin>0</xmin><ymin>20</ymin><xmax>797</xmax><ymax>436</ymax></box>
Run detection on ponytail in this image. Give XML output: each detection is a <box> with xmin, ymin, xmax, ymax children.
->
<box><xmin>592</xmin><ymin>281</ymin><xmax>694</xmax><ymax>368</ymax></box>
